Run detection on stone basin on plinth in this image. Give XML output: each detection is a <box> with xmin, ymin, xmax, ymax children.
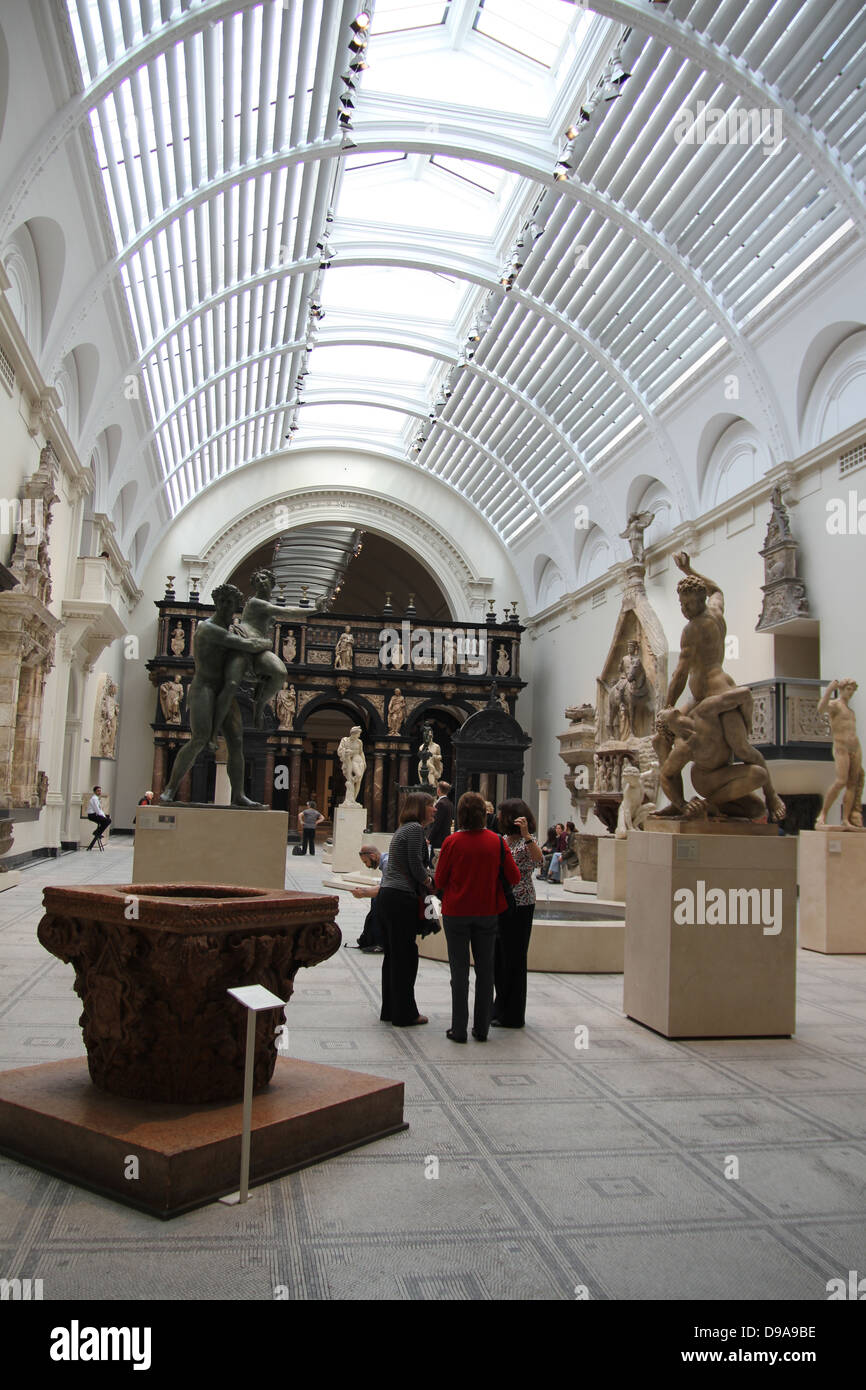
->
<box><xmin>37</xmin><ymin>883</ymin><xmax>341</xmax><ymax>1104</ymax></box>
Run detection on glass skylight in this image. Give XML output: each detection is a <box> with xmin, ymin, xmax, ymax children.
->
<box><xmin>474</xmin><ymin>0</ymin><xmax>576</xmax><ymax>69</ymax></box>
<box><xmin>371</xmin><ymin>1</ymin><xmax>452</xmax><ymax>36</ymax></box>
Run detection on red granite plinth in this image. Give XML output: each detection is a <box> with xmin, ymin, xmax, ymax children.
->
<box><xmin>0</xmin><ymin>1057</ymin><xmax>406</xmax><ymax>1218</ymax></box>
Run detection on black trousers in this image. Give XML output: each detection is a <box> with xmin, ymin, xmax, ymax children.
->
<box><xmin>493</xmin><ymin>903</ymin><xmax>534</xmax><ymax>1027</ymax></box>
<box><xmin>301</xmin><ymin>827</ymin><xmax>316</xmax><ymax>854</ymax></box>
<box><xmin>443</xmin><ymin>915</ymin><xmax>498</xmax><ymax>1039</ymax></box>
<box><xmin>87</xmin><ymin>813</ymin><xmax>111</xmax><ymax>846</ymax></box>
<box><xmin>378</xmin><ymin>887</ymin><xmax>421</xmax><ymax>1025</ymax></box>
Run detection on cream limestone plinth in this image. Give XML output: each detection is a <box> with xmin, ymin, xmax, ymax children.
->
<box><xmin>623</xmin><ymin>832</ymin><xmax>796</xmax><ymax>1037</ymax></box>
<box><xmin>133</xmin><ymin>806</ymin><xmax>289</xmax><ymax>889</ymax></box>
<box><xmin>419</xmin><ymin>919</ymin><xmax>624</xmax><ymax>973</ymax></box>
<box><xmin>331</xmin><ymin>803</ymin><xmax>367</xmax><ymax>873</ymax></box>
<box><xmin>597</xmin><ymin>837</ymin><xmax>628</xmax><ymax>902</ymax></box>
<box><xmin>799</xmin><ymin>830</ymin><xmax>866</xmax><ymax>953</ymax></box>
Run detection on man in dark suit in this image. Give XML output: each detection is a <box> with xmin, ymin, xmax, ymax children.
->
<box><xmin>427</xmin><ymin>781</ymin><xmax>454</xmax><ymax>852</ymax></box>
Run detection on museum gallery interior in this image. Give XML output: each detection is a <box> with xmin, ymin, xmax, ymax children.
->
<box><xmin>0</xmin><ymin>0</ymin><xmax>865</xmax><ymax>1311</ymax></box>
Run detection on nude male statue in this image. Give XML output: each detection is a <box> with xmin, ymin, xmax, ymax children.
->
<box><xmin>211</xmin><ymin>568</ymin><xmax>301</xmax><ymax>740</ymax></box>
<box><xmin>662</xmin><ymin>552</ymin><xmax>785</xmax><ymax>821</ymax></box>
<box><xmin>814</xmin><ymin>679</ymin><xmax>864</xmax><ymax>830</ymax></box>
<box><xmin>159</xmin><ymin>584</ymin><xmax>270</xmax><ymax>806</ymax></box>
<box><xmin>655</xmin><ymin>691</ymin><xmax>779</xmax><ymax>821</ymax></box>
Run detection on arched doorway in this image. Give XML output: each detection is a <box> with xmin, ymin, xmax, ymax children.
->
<box><xmin>299</xmin><ymin>705</ymin><xmax>368</xmax><ymax>824</ymax></box>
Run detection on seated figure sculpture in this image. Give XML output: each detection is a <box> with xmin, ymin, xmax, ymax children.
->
<box><xmin>654</xmin><ymin>553</ymin><xmax>785</xmax><ymax>822</ymax></box>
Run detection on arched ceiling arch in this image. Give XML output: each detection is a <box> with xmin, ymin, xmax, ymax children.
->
<box><xmin>4</xmin><ymin>0</ymin><xmax>865</xmax><ymax>571</ymax></box>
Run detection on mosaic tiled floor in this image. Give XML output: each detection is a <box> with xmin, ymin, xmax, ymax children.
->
<box><xmin>1</xmin><ymin>842</ymin><xmax>864</xmax><ymax>1301</ymax></box>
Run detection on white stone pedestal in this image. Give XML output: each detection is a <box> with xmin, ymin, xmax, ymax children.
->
<box><xmin>331</xmin><ymin>803</ymin><xmax>367</xmax><ymax>873</ymax></box>
<box><xmin>799</xmin><ymin>830</ymin><xmax>866</xmax><ymax>953</ymax></box>
<box><xmin>623</xmin><ymin>831</ymin><xmax>797</xmax><ymax>1038</ymax></box>
<box><xmin>597</xmin><ymin>837</ymin><xmax>627</xmax><ymax>903</ymax></box>
<box><xmin>133</xmin><ymin>806</ymin><xmax>289</xmax><ymax>889</ymax></box>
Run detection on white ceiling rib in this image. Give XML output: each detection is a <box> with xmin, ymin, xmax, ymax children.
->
<box><xmin>55</xmin><ymin>0</ymin><xmax>866</xmax><ymax>552</ymax></box>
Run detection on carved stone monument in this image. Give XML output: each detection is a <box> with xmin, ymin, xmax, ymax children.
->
<box><xmin>0</xmin><ymin>881</ymin><xmax>406</xmax><ymax>1216</ymax></box>
<box><xmin>37</xmin><ymin>882</ymin><xmax>341</xmax><ymax>1103</ymax></box>
<box><xmin>756</xmin><ymin>485</ymin><xmax>811</xmax><ymax>632</ymax></box>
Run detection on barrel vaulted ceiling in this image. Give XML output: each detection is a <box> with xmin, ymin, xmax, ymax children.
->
<box><xmin>17</xmin><ymin>0</ymin><xmax>866</xmax><ymax>563</ymax></box>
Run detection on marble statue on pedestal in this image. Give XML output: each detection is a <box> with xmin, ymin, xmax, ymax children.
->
<box><xmin>418</xmin><ymin>723</ymin><xmax>443</xmax><ymax>785</ymax></box>
<box><xmin>653</xmin><ymin>553</ymin><xmax>785</xmax><ymax>822</ymax></box>
<box><xmin>282</xmin><ymin>632</ymin><xmax>297</xmax><ymax>663</ymax></box>
<box><xmin>756</xmin><ymin>485</ymin><xmax>810</xmax><ymax>630</ymax></box>
<box><xmin>338</xmin><ymin>726</ymin><xmax>366</xmax><ymax>805</ymax></box>
<box><xmin>496</xmin><ymin>644</ymin><xmax>510</xmax><ymax>677</ymax></box>
<box><xmin>159</xmin><ymin>584</ymin><xmax>271</xmax><ymax>807</ymax></box>
<box><xmin>170</xmin><ymin>624</ymin><xmax>186</xmax><ymax>656</ymax></box>
<box><xmin>814</xmin><ymin>680</ymin><xmax>864</xmax><ymax>830</ymax></box>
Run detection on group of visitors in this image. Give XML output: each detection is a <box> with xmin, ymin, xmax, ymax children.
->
<box><xmin>362</xmin><ymin>790</ymin><xmax>543</xmax><ymax>1042</ymax></box>
<box><xmin>538</xmin><ymin>821</ymin><xmax>575</xmax><ymax>882</ymax></box>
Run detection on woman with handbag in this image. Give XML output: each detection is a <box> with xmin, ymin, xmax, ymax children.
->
<box><xmin>378</xmin><ymin>792</ymin><xmax>435</xmax><ymax>1027</ymax></box>
<box><xmin>435</xmin><ymin>791</ymin><xmax>521</xmax><ymax>1043</ymax></box>
<box><xmin>492</xmin><ymin>799</ymin><xmax>544</xmax><ymax>1029</ymax></box>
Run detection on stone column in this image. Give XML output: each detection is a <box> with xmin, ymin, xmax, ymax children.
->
<box><xmin>398</xmin><ymin>752</ymin><xmax>409</xmax><ymax>789</ymax></box>
<box><xmin>263</xmin><ymin>747</ymin><xmax>275</xmax><ymax>808</ymax></box>
<box><xmin>152</xmin><ymin>743</ymin><xmax>166</xmax><ymax>798</ymax></box>
<box><xmin>387</xmin><ymin>748</ymin><xmax>399</xmax><ymax>830</ymax></box>
<box><xmin>372</xmin><ymin>751</ymin><xmax>385</xmax><ymax>831</ymax></box>
<box><xmin>288</xmin><ymin>746</ymin><xmax>302</xmax><ymax>824</ymax></box>
<box><xmin>537</xmin><ymin>777</ymin><xmax>551</xmax><ymax>834</ymax></box>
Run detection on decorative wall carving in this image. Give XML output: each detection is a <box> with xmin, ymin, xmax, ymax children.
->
<box><xmin>308</xmin><ymin>650</ymin><xmax>332</xmax><ymax>665</ymax></box>
<box><xmin>93</xmin><ymin>674</ymin><xmax>119</xmax><ymax>759</ymax></box>
<box><xmin>0</xmin><ymin>444</ymin><xmax>62</xmax><ymax>811</ymax></box>
<box><xmin>750</xmin><ymin>687</ymin><xmax>776</xmax><ymax>744</ymax></box>
<box><xmin>786</xmin><ymin>696</ymin><xmax>832</xmax><ymax>742</ymax></box>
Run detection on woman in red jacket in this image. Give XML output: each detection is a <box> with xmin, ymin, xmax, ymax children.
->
<box><xmin>435</xmin><ymin>791</ymin><xmax>520</xmax><ymax>1043</ymax></box>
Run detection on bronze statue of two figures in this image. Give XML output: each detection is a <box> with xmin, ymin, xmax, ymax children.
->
<box><xmin>159</xmin><ymin>570</ymin><xmax>296</xmax><ymax>807</ymax></box>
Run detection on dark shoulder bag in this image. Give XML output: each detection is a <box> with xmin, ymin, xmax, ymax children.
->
<box><xmin>498</xmin><ymin>835</ymin><xmax>517</xmax><ymax>914</ymax></box>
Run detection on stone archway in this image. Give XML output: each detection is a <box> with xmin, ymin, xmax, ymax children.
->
<box><xmin>188</xmin><ymin>489</ymin><xmax>491</xmax><ymax>621</ymax></box>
